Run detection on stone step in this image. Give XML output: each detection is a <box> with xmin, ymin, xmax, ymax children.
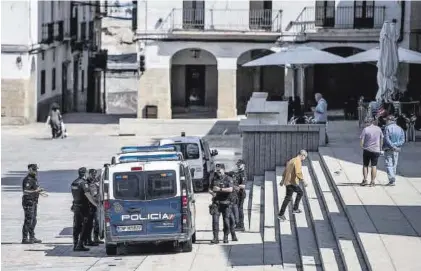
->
<box><xmin>250</xmin><ymin>176</ymin><xmax>264</xmax><ymax>233</ymax></box>
<box><xmin>243</xmin><ymin>180</ymin><xmax>253</xmax><ymax>231</ymax></box>
<box><xmin>308</xmin><ymin>152</ymin><xmax>368</xmax><ymax>271</ymax></box>
<box><xmin>275</xmin><ymin>166</ymin><xmax>300</xmax><ymax>270</ymax></box>
<box><xmin>302</xmin><ymin>165</ymin><xmax>343</xmax><ymax>271</ymax></box>
<box><xmin>263</xmin><ymin>171</ymin><xmax>282</xmax><ymax>267</ymax></box>
<box><xmin>319</xmin><ymin>148</ymin><xmax>401</xmax><ymax>270</ymax></box>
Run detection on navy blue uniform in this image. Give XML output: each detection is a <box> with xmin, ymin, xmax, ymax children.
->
<box><xmin>22</xmin><ymin>175</ymin><xmax>39</xmax><ymax>241</ymax></box>
<box><xmin>71</xmin><ymin>177</ymin><xmax>91</xmax><ymax>248</ymax></box>
<box><xmin>210</xmin><ymin>174</ymin><xmax>235</xmax><ymax>242</ymax></box>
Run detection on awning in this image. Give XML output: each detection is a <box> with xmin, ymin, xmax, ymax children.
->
<box><xmin>342</xmin><ymin>47</ymin><xmax>421</xmax><ymax>64</ymax></box>
<box><xmin>242</xmin><ymin>46</ymin><xmax>345</xmax><ymax>67</ymax></box>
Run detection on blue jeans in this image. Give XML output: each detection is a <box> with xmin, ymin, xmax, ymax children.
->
<box><xmin>384</xmin><ymin>150</ymin><xmax>399</xmax><ymax>183</ymax></box>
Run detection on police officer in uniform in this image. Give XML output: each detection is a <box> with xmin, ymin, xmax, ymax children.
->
<box><xmin>71</xmin><ymin>167</ymin><xmax>97</xmax><ymax>251</ymax></box>
<box><xmin>90</xmin><ymin>169</ymin><xmax>104</xmax><ymax>244</ymax></box>
<box><xmin>22</xmin><ymin>164</ymin><xmax>43</xmax><ymax>244</ymax></box>
<box><xmin>209</xmin><ymin>166</ymin><xmax>237</xmax><ymax>244</ymax></box>
<box><xmin>84</xmin><ymin>169</ymin><xmax>100</xmax><ymax>246</ymax></box>
<box><xmin>234</xmin><ymin>159</ymin><xmax>247</xmax><ymax>231</ymax></box>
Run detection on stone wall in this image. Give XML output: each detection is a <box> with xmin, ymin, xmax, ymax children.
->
<box><xmin>1</xmin><ymin>79</ymin><xmax>31</xmax><ymax>125</ymax></box>
<box><xmin>240</xmin><ymin>124</ymin><xmax>326</xmax><ymax>181</ymax></box>
<box><xmin>138</xmin><ymin>68</ymin><xmax>171</xmax><ymax>119</ymax></box>
<box><xmin>217</xmin><ymin>69</ymin><xmax>237</xmax><ymax>118</ymax></box>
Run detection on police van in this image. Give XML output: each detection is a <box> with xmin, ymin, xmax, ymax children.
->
<box><xmin>98</xmin><ymin>146</ymin><xmax>197</xmax><ymax>255</ymax></box>
<box><xmin>157</xmin><ymin>133</ymin><xmax>218</xmax><ymax>192</ymax></box>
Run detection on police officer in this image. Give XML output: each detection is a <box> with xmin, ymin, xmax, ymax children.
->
<box><xmin>90</xmin><ymin>169</ymin><xmax>104</xmax><ymax>244</ymax></box>
<box><xmin>209</xmin><ymin>165</ymin><xmax>237</xmax><ymax>244</ymax></box>
<box><xmin>84</xmin><ymin>169</ymin><xmax>100</xmax><ymax>246</ymax></box>
<box><xmin>22</xmin><ymin>164</ymin><xmax>43</xmax><ymax>244</ymax></box>
<box><xmin>71</xmin><ymin>167</ymin><xmax>97</xmax><ymax>251</ymax></box>
<box><xmin>234</xmin><ymin>159</ymin><xmax>247</xmax><ymax>231</ymax></box>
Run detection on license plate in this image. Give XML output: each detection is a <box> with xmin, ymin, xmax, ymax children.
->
<box><xmin>117</xmin><ymin>225</ymin><xmax>142</xmax><ymax>232</ymax></box>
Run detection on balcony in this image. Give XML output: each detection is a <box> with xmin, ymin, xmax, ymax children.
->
<box><xmin>54</xmin><ymin>21</ymin><xmax>64</xmax><ymax>42</ymax></box>
<box><xmin>283</xmin><ymin>5</ymin><xmax>386</xmax><ymax>42</ymax></box>
<box><xmin>136</xmin><ymin>8</ymin><xmax>282</xmax><ymax>41</ymax></box>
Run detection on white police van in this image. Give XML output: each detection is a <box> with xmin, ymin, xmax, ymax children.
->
<box><xmin>98</xmin><ymin>146</ymin><xmax>197</xmax><ymax>255</ymax></box>
<box><xmin>157</xmin><ymin>133</ymin><xmax>218</xmax><ymax>192</ymax></box>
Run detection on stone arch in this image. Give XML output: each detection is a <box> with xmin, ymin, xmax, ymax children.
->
<box><xmin>312</xmin><ymin>46</ymin><xmax>377</xmax><ymax>110</ymax></box>
<box><xmin>236</xmin><ymin>49</ymin><xmax>284</xmax><ymax>115</ymax></box>
<box><xmin>170</xmin><ymin>48</ymin><xmax>218</xmax><ymax>118</ymax></box>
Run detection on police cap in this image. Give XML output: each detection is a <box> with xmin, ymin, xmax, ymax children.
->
<box><xmin>89</xmin><ymin>168</ymin><xmax>97</xmax><ymax>175</ymax></box>
<box><xmin>78</xmin><ymin>167</ymin><xmax>87</xmax><ymax>175</ymax></box>
<box><xmin>236</xmin><ymin>159</ymin><xmax>245</xmax><ymax>166</ymax></box>
<box><xmin>28</xmin><ymin>164</ymin><xmax>39</xmax><ymax>171</ymax></box>
<box><xmin>215</xmin><ymin>163</ymin><xmax>225</xmax><ymax>170</ymax></box>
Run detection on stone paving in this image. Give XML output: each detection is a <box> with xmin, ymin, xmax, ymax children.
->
<box><xmin>1</xmin><ymin>117</ymin><xmax>275</xmax><ymax>271</ymax></box>
<box><xmin>320</xmin><ymin>121</ymin><xmax>421</xmax><ymax>271</ymax></box>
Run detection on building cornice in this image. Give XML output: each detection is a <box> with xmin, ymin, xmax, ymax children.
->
<box><xmin>1</xmin><ymin>44</ymin><xmax>31</xmax><ymax>54</ymax></box>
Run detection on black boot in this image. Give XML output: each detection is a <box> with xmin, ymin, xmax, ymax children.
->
<box><xmin>210</xmin><ymin>232</ymin><xmax>219</xmax><ymax>244</ymax></box>
<box><xmin>22</xmin><ymin>237</ymin><xmax>33</xmax><ymax>244</ymax></box>
<box><xmin>74</xmin><ymin>240</ymin><xmax>90</xmax><ymax>251</ymax></box>
<box><xmin>29</xmin><ymin>237</ymin><xmax>42</xmax><ymax>243</ymax></box>
<box><xmin>85</xmin><ymin>238</ymin><xmax>98</xmax><ymax>246</ymax></box>
<box><xmin>231</xmin><ymin>232</ymin><xmax>238</xmax><ymax>242</ymax></box>
<box><xmin>235</xmin><ymin>223</ymin><xmax>245</xmax><ymax>231</ymax></box>
<box><xmin>223</xmin><ymin>234</ymin><xmax>229</xmax><ymax>243</ymax></box>
<box><xmin>73</xmin><ymin>238</ymin><xmax>78</xmax><ymax>251</ymax></box>
<box><xmin>94</xmin><ymin>236</ymin><xmax>104</xmax><ymax>244</ymax></box>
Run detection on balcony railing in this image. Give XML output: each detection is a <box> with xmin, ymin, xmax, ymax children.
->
<box><xmin>286</xmin><ymin>6</ymin><xmax>386</xmax><ymax>34</ymax></box>
<box><xmin>164</xmin><ymin>8</ymin><xmax>282</xmax><ymax>33</ymax></box>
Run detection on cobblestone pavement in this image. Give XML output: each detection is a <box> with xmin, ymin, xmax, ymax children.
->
<box><xmin>1</xmin><ymin>121</ymin><xmax>267</xmax><ymax>271</ymax></box>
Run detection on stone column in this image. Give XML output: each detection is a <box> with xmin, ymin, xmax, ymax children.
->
<box><xmin>137</xmin><ymin>68</ymin><xmax>172</xmax><ymax>119</ymax></box>
<box><xmin>217</xmin><ymin>59</ymin><xmax>237</xmax><ymax>119</ymax></box>
<box><xmin>284</xmin><ymin>67</ymin><xmax>295</xmax><ymax>97</ymax></box>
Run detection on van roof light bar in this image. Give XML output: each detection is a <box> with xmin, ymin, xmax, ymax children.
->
<box><xmin>120</xmin><ymin>145</ymin><xmax>176</xmax><ymax>154</ymax></box>
<box><xmin>118</xmin><ymin>153</ymin><xmax>183</xmax><ymax>163</ymax></box>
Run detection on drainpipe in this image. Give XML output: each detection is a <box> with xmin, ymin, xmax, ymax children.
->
<box><xmin>397</xmin><ymin>0</ymin><xmax>405</xmax><ymax>43</ymax></box>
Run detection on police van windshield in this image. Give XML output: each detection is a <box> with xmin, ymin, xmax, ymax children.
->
<box><xmin>113</xmin><ymin>170</ymin><xmax>177</xmax><ymax>200</ymax></box>
<box><xmin>170</xmin><ymin>143</ymin><xmax>200</xmax><ymax>160</ymax></box>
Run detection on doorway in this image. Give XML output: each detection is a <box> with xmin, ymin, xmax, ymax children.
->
<box><xmin>61</xmin><ymin>62</ymin><xmax>68</xmax><ymax>113</ymax></box>
<box><xmin>354</xmin><ymin>1</ymin><xmax>375</xmax><ymax>28</ymax></box>
<box><xmin>185</xmin><ymin>65</ymin><xmax>205</xmax><ymax>106</ymax></box>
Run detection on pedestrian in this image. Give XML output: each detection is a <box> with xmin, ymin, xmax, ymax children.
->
<box><xmin>21</xmin><ymin>164</ymin><xmax>43</xmax><ymax>244</ymax></box>
<box><xmin>360</xmin><ymin>117</ymin><xmax>384</xmax><ymax>186</ymax></box>
<box><xmin>71</xmin><ymin>167</ymin><xmax>97</xmax><ymax>251</ymax></box>
<box><xmin>313</xmin><ymin>93</ymin><xmax>329</xmax><ymax>144</ymax></box>
<box><xmin>208</xmin><ymin>166</ymin><xmax>237</xmax><ymax>244</ymax></box>
<box><xmin>234</xmin><ymin>159</ymin><xmax>246</xmax><ymax>231</ymax></box>
<box><xmin>278</xmin><ymin>150</ymin><xmax>308</xmax><ymax>222</ymax></box>
<box><xmin>84</xmin><ymin>169</ymin><xmax>100</xmax><ymax>246</ymax></box>
<box><xmin>45</xmin><ymin>103</ymin><xmax>63</xmax><ymax>139</ymax></box>
<box><xmin>383</xmin><ymin>115</ymin><xmax>405</xmax><ymax>186</ymax></box>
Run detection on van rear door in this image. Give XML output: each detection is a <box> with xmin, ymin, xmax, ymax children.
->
<box><xmin>108</xmin><ymin>170</ymin><xmax>182</xmax><ymax>238</ymax></box>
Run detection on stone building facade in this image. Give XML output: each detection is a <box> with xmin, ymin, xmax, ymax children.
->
<box><xmin>1</xmin><ymin>0</ymin><xmax>104</xmax><ymax>124</ymax></box>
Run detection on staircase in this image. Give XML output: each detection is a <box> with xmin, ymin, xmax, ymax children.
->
<box><xmin>243</xmin><ymin>152</ymin><xmax>370</xmax><ymax>270</ymax></box>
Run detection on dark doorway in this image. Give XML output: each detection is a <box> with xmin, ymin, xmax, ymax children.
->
<box><xmin>72</xmin><ymin>56</ymin><xmax>79</xmax><ymax>112</ymax></box>
<box><xmin>354</xmin><ymin>1</ymin><xmax>375</xmax><ymax>28</ymax></box>
<box><xmin>185</xmin><ymin>65</ymin><xmax>205</xmax><ymax>106</ymax></box>
<box><xmin>87</xmin><ymin>65</ymin><xmax>95</xmax><ymax>112</ymax></box>
<box><xmin>314</xmin><ymin>47</ymin><xmax>377</xmax><ymax>110</ymax></box>
<box><xmin>182</xmin><ymin>1</ymin><xmax>205</xmax><ymax>30</ymax></box>
<box><xmin>61</xmin><ymin>62</ymin><xmax>68</xmax><ymax>113</ymax></box>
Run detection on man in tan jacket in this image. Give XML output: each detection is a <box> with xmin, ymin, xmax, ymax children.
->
<box><xmin>278</xmin><ymin>150</ymin><xmax>308</xmax><ymax>222</ymax></box>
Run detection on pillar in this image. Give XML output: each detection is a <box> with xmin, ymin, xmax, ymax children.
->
<box><xmin>284</xmin><ymin>67</ymin><xmax>295</xmax><ymax>97</ymax></box>
<box><xmin>137</xmin><ymin>68</ymin><xmax>172</xmax><ymax>119</ymax></box>
<box><xmin>217</xmin><ymin>59</ymin><xmax>237</xmax><ymax>119</ymax></box>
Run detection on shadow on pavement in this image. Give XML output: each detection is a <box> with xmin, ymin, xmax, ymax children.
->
<box><xmin>61</xmin><ymin>113</ymin><xmax>136</xmax><ymax>124</ymax></box>
<box><xmin>2</xmin><ymin>170</ymin><xmax>77</xmax><ymax>193</ymax></box>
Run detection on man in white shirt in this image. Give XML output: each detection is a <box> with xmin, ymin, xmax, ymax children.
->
<box><xmin>313</xmin><ymin>93</ymin><xmax>328</xmax><ymax>144</ymax></box>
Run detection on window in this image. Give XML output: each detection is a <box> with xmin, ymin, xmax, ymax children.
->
<box><xmin>40</xmin><ymin>70</ymin><xmax>46</xmax><ymax>95</ymax></box>
<box><xmin>81</xmin><ymin>70</ymin><xmax>84</xmax><ymax>92</ymax></box>
<box><xmin>53</xmin><ymin>49</ymin><xmax>55</xmax><ymax>62</ymax></box>
<box><xmin>113</xmin><ymin>172</ymin><xmax>144</xmax><ymax>200</ymax></box>
<box><xmin>41</xmin><ymin>51</ymin><xmax>45</xmax><ymax>60</ymax></box>
<box><xmin>52</xmin><ymin>68</ymin><xmax>56</xmax><ymax>91</ymax></box>
<box><xmin>146</xmin><ymin>171</ymin><xmax>177</xmax><ymax>200</ymax></box>
<box><xmin>171</xmin><ymin>143</ymin><xmax>200</xmax><ymax>160</ymax></box>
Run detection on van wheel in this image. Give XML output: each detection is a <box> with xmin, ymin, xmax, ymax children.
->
<box><xmin>106</xmin><ymin>244</ymin><xmax>117</xmax><ymax>256</ymax></box>
<box><xmin>180</xmin><ymin>238</ymin><xmax>193</xmax><ymax>253</ymax></box>
<box><xmin>192</xmin><ymin>232</ymin><xmax>196</xmax><ymax>243</ymax></box>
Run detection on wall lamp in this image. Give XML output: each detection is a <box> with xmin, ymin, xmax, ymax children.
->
<box><xmin>191</xmin><ymin>49</ymin><xmax>200</xmax><ymax>59</ymax></box>
<box><xmin>16</xmin><ymin>56</ymin><xmax>23</xmax><ymax>69</ymax></box>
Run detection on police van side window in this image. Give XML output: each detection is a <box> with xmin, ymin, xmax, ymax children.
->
<box><xmin>146</xmin><ymin>171</ymin><xmax>177</xmax><ymax>200</ymax></box>
<box><xmin>113</xmin><ymin>173</ymin><xmax>144</xmax><ymax>200</ymax></box>
<box><xmin>185</xmin><ymin>143</ymin><xmax>200</xmax><ymax>160</ymax></box>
